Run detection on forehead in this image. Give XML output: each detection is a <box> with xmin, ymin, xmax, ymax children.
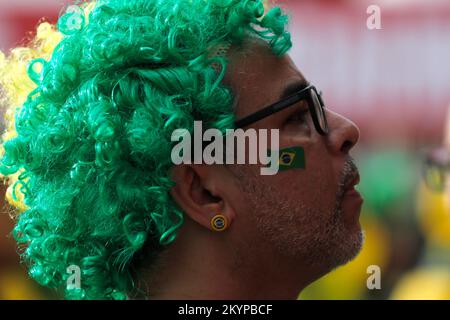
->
<box><xmin>224</xmin><ymin>37</ymin><xmax>306</xmax><ymax>119</ymax></box>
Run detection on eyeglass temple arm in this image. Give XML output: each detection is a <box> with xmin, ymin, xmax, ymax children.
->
<box><xmin>234</xmin><ymin>86</ymin><xmax>313</xmax><ymax>128</ymax></box>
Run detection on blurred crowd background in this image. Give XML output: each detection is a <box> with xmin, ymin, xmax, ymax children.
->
<box><xmin>0</xmin><ymin>0</ymin><xmax>449</xmax><ymax>299</ymax></box>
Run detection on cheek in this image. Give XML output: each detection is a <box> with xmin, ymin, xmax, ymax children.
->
<box><xmin>291</xmin><ymin>145</ymin><xmax>337</xmax><ymax>207</ymax></box>
<box><xmin>279</xmin><ymin>135</ymin><xmax>337</xmax><ymax>193</ymax></box>
<box><xmin>253</xmin><ymin>149</ymin><xmax>336</xmax><ymax>211</ymax></box>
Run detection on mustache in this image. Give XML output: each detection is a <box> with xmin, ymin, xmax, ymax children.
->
<box><xmin>337</xmin><ymin>156</ymin><xmax>359</xmax><ymax>199</ymax></box>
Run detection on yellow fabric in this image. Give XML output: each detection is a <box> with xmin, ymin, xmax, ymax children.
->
<box><xmin>391</xmin><ymin>267</ymin><xmax>450</xmax><ymax>300</ymax></box>
<box><xmin>416</xmin><ymin>182</ymin><xmax>450</xmax><ymax>248</ymax></box>
<box><xmin>0</xmin><ymin>271</ymin><xmax>44</xmax><ymax>300</ymax></box>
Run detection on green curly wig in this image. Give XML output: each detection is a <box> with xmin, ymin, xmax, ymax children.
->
<box><xmin>0</xmin><ymin>0</ymin><xmax>292</xmax><ymax>299</ymax></box>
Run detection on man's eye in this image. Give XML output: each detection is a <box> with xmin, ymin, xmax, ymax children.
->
<box><xmin>287</xmin><ymin>108</ymin><xmax>309</xmax><ymax>123</ymax></box>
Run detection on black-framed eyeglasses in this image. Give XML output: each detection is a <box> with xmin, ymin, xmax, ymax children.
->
<box><xmin>234</xmin><ymin>84</ymin><xmax>329</xmax><ymax>135</ymax></box>
<box><xmin>423</xmin><ymin>147</ymin><xmax>450</xmax><ymax>192</ymax></box>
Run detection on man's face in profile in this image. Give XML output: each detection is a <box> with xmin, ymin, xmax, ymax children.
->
<box><xmin>222</xmin><ymin>38</ymin><xmax>364</xmax><ymax>278</ymax></box>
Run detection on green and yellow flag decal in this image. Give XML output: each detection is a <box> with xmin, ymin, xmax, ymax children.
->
<box><xmin>268</xmin><ymin>146</ymin><xmax>306</xmax><ymax>172</ymax></box>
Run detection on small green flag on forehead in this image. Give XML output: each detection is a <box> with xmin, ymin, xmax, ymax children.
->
<box><xmin>268</xmin><ymin>146</ymin><xmax>306</xmax><ymax>172</ymax></box>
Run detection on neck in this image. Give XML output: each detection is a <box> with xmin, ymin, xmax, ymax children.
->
<box><xmin>138</xmin><ymin>219</ymin><xmax>318</xmax><ymax>300</ymax></box>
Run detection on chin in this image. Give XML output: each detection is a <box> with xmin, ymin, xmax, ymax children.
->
<box><xmin>325</xmin><ymin>220</ymin><xmax>366</xmax><ymax>272</ymax></box>
<box><xmin>336</xmin><ymin>228</ymin><xmax>365</xmax><ymax>268</ymax></box>
<box><xmin>346</xmin><ymin>214</ymin><xmax>363</xmax><ymax>234</ymax></box>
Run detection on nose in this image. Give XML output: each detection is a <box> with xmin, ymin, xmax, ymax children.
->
<box><xmin>325</xmin><ymin>110</ymin><xmax>360</xmax><ymax>155</ymax></box>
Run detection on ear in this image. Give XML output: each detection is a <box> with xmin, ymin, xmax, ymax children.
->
<box><xmin>170</xmin><ymin>164</ymin><xmax>237</xmax><ymax>232</ymax></box>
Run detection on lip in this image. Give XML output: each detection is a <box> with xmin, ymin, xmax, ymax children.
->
<box><xmin>343</xmin><ymin>173</ymin><xmax>363</xmax><ymax>202</ymax></box>
<box><xmin>345</xmin><ymin>173</ymin><xmax>360</xmax><ymax>190</ymax></box>
<box><xmin>344</xmin><ymin>186</ymin><xmax>363</xmax><ymax>200</ymax></box>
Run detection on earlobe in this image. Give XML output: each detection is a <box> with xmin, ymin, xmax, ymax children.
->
<box><xmin>170</xmin><ymin>164</ymin><xmax>235</xmax><ymax>232</ymax></box>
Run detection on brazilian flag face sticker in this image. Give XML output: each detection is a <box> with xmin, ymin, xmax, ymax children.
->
<box><xmin>268</xmin><ymin>146</ymin><xmax>306</xmax><ymax>172</ymax></box>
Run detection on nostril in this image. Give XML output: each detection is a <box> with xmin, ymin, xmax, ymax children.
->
<box><xmin>340</xmin><ymin>140</ymin><xmax>354</xmax><ymax>154</ymax></box>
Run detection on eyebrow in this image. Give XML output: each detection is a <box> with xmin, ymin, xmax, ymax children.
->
<box><xmin>279</xmin><ymin>79</ymin><xmax>309</xmax><ymax>100</ymax></box>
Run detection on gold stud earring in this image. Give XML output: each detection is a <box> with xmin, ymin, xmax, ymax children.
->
<box><xmin>211</xmin><ymin>214</ymin><xmax>228</xmax><ymax>232</ymax></box>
